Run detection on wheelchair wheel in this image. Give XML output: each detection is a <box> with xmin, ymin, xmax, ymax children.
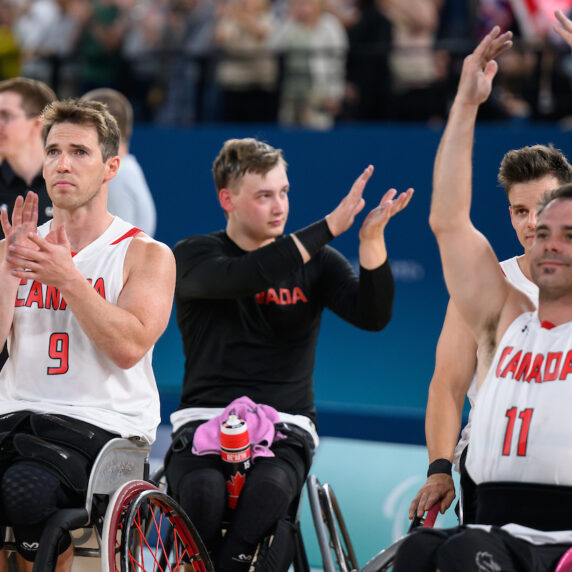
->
<box><xmin>307</xmin><ymin>475</ymin><xmax>359</xmax><ymax>572</ymax></box>
<box><xmin>120</xmin><ymin>488</ymin><xmax>214</xmax><ymax>572</ymax></box>
<box><xmin>102</xmin><ymin>480</ymin><xmax>157</xmax><ymax>571</ymax></box>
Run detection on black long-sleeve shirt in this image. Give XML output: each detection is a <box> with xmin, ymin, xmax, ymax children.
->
<box><xmin>173</xmin><ymin>229</ymin><xmax>394</xmax><ymax>420</ymax></box>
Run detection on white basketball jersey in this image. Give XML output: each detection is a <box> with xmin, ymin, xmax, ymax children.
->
<box><xmin>466</xmin><ymin>312</ymin><xmax>572</xmax><ymax>485</ymax></box>
<box><xmin>453</xmin><ymin>256</ymin><xmax>538</xmax><ymax>470</ymax></box>
<box><xmin>0</xmin><ymin>218</ymin><xmax>160</xmax><ymax>443</ymax></box>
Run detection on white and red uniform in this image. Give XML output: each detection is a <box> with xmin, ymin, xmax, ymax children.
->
<box><xmin>453</xmin><ymin>256</ymin><xmax>538</xmax><ymax>470</ymax></box>
<box><xmin>0</xmin><ymin>217</ymin><xmax>160</xmax><ymax>443</ymax></box>
<box><xmin>465</xmin><ymin>311</ymin><xmax>572</xmax><ymax>543</ymax></box>
<box><xmin>467</xmin><ymin>312</ymin><xmax>572</xmax><ymax>485</ymax></box>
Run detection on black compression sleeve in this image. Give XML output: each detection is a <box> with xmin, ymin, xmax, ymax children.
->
<box><xmin>294</xmin><ymin>219</ymin><xmax>334</xmax><ymax>258</ymax></box>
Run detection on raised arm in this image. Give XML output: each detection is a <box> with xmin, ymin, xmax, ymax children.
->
<box><xmin>409</xmin><ymin>300</ymin><xmax>477</xmax><ymax>518</ymax></box>
<box><xmin>0</xmin><ymin>192</ymin><xmax>39</xmax><ymax>349</ymax></box>
<box><xmin>430</xmin><ymin>27</ymin><xmax>513</xmax><ymax>335</ymax></box>
<box><xmin>177</xmin><ymin>166</ymin><xmax>412</xmax><ymax>300</ymax></box>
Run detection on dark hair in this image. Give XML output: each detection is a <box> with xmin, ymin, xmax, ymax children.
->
<box><xmin>537</xmin><ymin>183</ymin><xmax>572</xmax><ymax>217</ymax></box>
<box><xmin>212</xmin><ymin>138</ymin><xmax>287</xmax><ymax>193</ymax></box>
<box><xmin>498</xmin><ymin>144</ymin><xmax>572</xmax><ymax>197</ymax></box>
<box><xmin>81</xmin><ymin>87</ymin><xmax>133</xmax><ymax>143</ymax></box>
<box><xmin>41</xmin><ymin>99</ymin><xmax>120</xmax><ymax>161</ymax></box>
<box><xmin>0</xmin><ymin>77</ymin><xmax>56</xmax><ymax>116</ymax></box>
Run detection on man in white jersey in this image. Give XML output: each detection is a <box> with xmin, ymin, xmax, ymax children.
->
<box><xmin>409</xmin><ymin>147</ymin><xmax>572</xmax><ymax>523</ymax></box>
<box><xmin>0</xmin><ymin>99</ymin><xmax>175</xmax><ymax>571</ymax></box>
<box><xmin>394</xmin><ymin>16</ymin><xmax>572</xmax><ymax>571</ymax></box>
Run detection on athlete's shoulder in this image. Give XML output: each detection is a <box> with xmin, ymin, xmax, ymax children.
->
<box><xmin>128</xmin><ymin>231</ymin><xmax>176</xmax><ymax>268</ymax></box>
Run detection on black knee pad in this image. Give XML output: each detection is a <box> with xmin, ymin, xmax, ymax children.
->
<box><xmin>1</xmin><ymin>463</ymin><xmax>76</xmax><ymax>561</ymax></box>
<box><xmin>11</xmin><ymin>522</ymin><xmax>71</xmax><ymax>562</ymax></box>
<box><xmin>1</xmin><ymin>462</ymin><xmax>65</xmax><ymax>524</ymax></box>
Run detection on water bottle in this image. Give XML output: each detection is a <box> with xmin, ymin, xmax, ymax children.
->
<box><xmin>220</xmin><ymin>414</ymin><xmax>251</xmax><ymax>509</ymax></box>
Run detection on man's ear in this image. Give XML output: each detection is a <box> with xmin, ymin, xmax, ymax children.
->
<box><xmin>219</xmin><ymin>188</ymin><xmax>235</xmax><ymax>213</ymax></box>
<box><xmin>104</xmin><ymin>155</ymin><xmax>120</xmax><ymax>182</ymax></box>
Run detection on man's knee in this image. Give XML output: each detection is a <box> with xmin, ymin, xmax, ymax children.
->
<box><xmin>231</xmin><ymin>463</ymin><xmax>296</xmax><ymax>542</ymax></box>
<box><xmin>0</xmin><ymin>463</ymin><xmax>74</xmax><ymax>562</ymax></box>
<box><xmin>393</xmin><ymin>528</ymin><xmax>452</xmax><ymax>572</ymax></box>
<box><xmin>436</xmin><ymin>529</ymin><xmax>514</xmax><ymax>572</ymax></box>
<box><xmin>178</xmin><ymin>467</ymin><xmax>227</xmax><ymax>516</ymax></box>
<box><xmin>1</xmin><ymin>462</ymin><xmax>63</xmax><ymax>525</ymax></box>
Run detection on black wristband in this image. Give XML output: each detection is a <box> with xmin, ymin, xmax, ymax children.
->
<box><xmin>294</xmin><ymin>219</ymin><xmax>334</xmax><ymax>258</ymax></box>
<box><xmin>427</xmin><ymin>458</ymin><xmax>452</xmax><ymax>477</ymax></box>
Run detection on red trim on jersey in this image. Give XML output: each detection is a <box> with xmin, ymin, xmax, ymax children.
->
<box><xmin>110</xmin><ymin>227</ymin><xmax>141</xmax><ymax>245</ymax></box>
<box><xmin>541</xmin><ymin>320</ymin><xmax>556</xmax><ymax>330</ymax></box>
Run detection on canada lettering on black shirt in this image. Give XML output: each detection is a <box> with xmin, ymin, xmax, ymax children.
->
<box><xmin>173</xmin><ymin>230</ymin><xmax>394</xmax><ymax>419</ymax></box>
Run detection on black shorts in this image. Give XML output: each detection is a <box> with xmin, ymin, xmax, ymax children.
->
<box><xmin>394</xmin><ymin>526</ymin><xmax>570</xmax><ymax>572</ymax></box>
<box><xmin>165</xmin><ymin>420</ymin><xmax>315</xmax><ymax>500</ymax></box>
<box><xmin>0</xmin><ymin>410</ymin><xmax>119</xmax><ymax>495</ymax></box>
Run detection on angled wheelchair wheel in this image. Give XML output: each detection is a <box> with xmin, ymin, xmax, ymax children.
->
<box><xmin>360</xmin><ymin>502</ymin><xmax>441</xmax><ymax>572</ymax></box>
<box><xmin>306</xmin><ymin>475</ymin><xmax>359</xmax><ymax>572</ymax></box>
<box><xmin>121</xmin><ymin>488</ymin><xmax>214</xmax><ymax>572</ymax></box>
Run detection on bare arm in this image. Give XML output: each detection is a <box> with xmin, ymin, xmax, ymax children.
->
<box><xmin>409</xmin><ymin>300</ymin><xmax>477</xmax><ymax>517</ymax></box>
<box><xmin>430</xmin><ymin>27</ymin><xmax>514</xmax><ymax>336</ymax></box>
<box><xmin>7</xmin><ymin>228</ymin><xmax>176</xmax><ymax>369</ymax></box>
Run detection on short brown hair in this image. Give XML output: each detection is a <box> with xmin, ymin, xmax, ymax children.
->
<box><xmin>212</xmin><ymin>138</ymin><xmax>287</xmax><ymax>193</ymax></box>
<box><xmin>498</xmin><ymin>144</ymin><xmax>572</xmax><ymax>197</ymax></box>
<box><xmin>537</xmin><ymin>183</ymin><xmax>572</xmax><ymax>217</ymax></box>
<box><xmin>81</xmin><ymin>87</ymin><xmax>133</xmax><ymax>143</ymax></box>
<box><xmin>0</xmin><ymin>77</ymin><xmax>56</xmax><ymax>116</ymax></box>
<box><xmin>41</xmin><ymin>99</ymin><xmax>120</xmax><ymax>161</ymax></box>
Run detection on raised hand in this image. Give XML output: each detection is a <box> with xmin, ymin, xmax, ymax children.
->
<box><xmin>1</xmin><ymin>193</ymin><xmax>40</xmax><ymax>265</ymax></box>
<box><xmin>456</xmin><ymin>26</ymin><xmax>513</xmax><ymax>106</ymax></box>
<box><xmin>555</xmin><ymin>10</ymin><xmax>572</xmax><ymax>48</ymax></box>
<box><xmin>325</xmin><ymin>165</ymin><xmax>373</xmax><ymax>237</ymax></box>
<box><xmin>359</xmin><ymin>187</ymin><xmax>414</xmax><ymax>241</ymax></box>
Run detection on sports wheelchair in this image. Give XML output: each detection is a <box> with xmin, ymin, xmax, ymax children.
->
<box><xmin>2</xmin><ymin>437</ymin><xmax>214</xmax><ymax>572</ymax></box>
<box><xmin>307</xmin><ymin>475</ymin><xmax>572</xmax><ymax>572</ymax></box>
<box><xmin>150</xmin><ymin>465</ymin><xmax>311</xmax><ymax>572</ymax></box>
<box><xmin>306</xmin><ymin>474</ymin><xmax>438</xmax><ymax>572</ymax></box>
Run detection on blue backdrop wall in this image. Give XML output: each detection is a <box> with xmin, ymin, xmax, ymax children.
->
<box><xmin>131</xmin><ymin>122</ymin><xmax>572</xmax><ymax>445</ymax></box>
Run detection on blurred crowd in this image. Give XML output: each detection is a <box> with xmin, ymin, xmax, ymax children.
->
<box><xmin>0</xmin><ymin>0</ymin><xmax>572</xmax><ymax>128</ymax></box>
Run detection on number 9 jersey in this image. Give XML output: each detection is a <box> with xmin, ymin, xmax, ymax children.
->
<box><xmin>0</xmin><ymin>217</ymin><xmax>160</xmax><ymax>444</ymax></box>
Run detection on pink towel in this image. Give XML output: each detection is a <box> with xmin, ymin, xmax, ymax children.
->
<box><xmin>192</xmin><ymin>396</ymin><xmax>284</xmax><ymax>459</ymax></box>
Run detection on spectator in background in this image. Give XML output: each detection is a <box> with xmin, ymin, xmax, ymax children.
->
<box><xmin>383</xmin><ymin>0</ymin><xmax>449</xmax><ymax>122</ymax></box>
<box><xmin>0</xmin><ymin>1</ymin><xmax>20</xmax><ymax>80</ymax></box>
<box><xmin>82</xmin><ymin>87</ymin><xmax>156</xmax><ymax>236</ymax></box>
<box><xmin>343</xmin><ymin>0</ymin><xmax>393</xmax><ymax>121</ymax></box>
<box><xmin>12</xmin><ymin>0</ymin><xmax>84</xmax><ymax>97</ymax></box>
<box><xmin>214</xmin><ymin>0</ymin><xmax>278</xmax><ymax>122</ymax></box>
<box><xmin>120</xmin><ymin>1</ymin><xmax>166</xmax><ymax>122</ymax></box>
<box><xmin>0</xmin><ymin>77</ymin><xmax>56</xmax><ymax>372</ymax></box>
<box><xmin>12</xmin><ymin>0</ymin><xmax>59</xmax><ymax>81</ymax></box>
<box><xmin>154</xmin><ymin>0</ymin><xmax>215</xmax><ymax>125</ymax></box>
<box><xmin>75</xmin><ymin>0</ymin><xmax>128</xmax><ymax>93</ymax></box>
<box><xmin>272</xmin><ymin>0</ymin><xmax>348</xmax><ymax>129</ymax></box>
